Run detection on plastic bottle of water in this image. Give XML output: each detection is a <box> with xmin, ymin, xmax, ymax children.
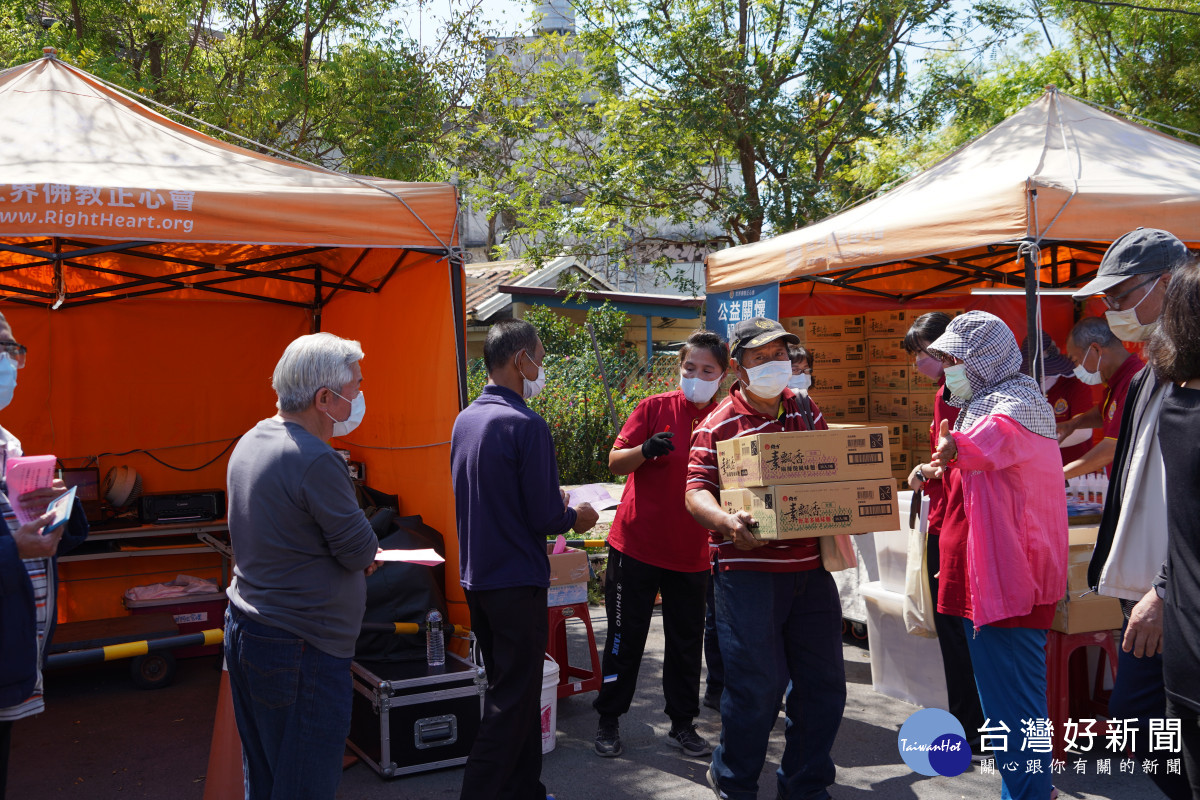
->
<box><xmin>426</xmin><ymin>609</ymin><xmax>445</xmax><ymax>667</ymax></box>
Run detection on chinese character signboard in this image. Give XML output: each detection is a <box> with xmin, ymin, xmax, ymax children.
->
<box><xmin>707</xmin><ymin>282</ymin><xmax>780</xmax><ymax>341</ymax></box>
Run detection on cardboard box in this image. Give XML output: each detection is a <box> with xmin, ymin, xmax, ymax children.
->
<box><xmin>546</xmin><ymin>544</ymin><xmax>589</xmax><ymax>586</ymax></box>
<box><xmin>866</xmin><ymin>309</ymin><xmax>912</xmax><ymax>338</ymax></box>
<box><xmin>817</xmin><ymin>393</ymin><xmax>869</xmax><ymax>422</ymax></box>
<box><xmin>781</xmin><ymin>315</ymin><xmax>865</xmax><ymax>343</ymax></box>
<box><xmin>808</xmin><ymin>341</ymin><xmax>867</xmax><ymax>368</ymax></box>
<box><xmin>830</xmin><ymin>421</ymin><xmax>912</xmax><ymax>452</ymax></box>
<box><xmin>1051</xmin><ymin>595</ymin><xmax>1124</xmax><ymax>634</ymax></box>
<box><xmin>1051</xmin><ymin>539</ymin><xmax>1124</xmax><ymax>633</ymax></box>
<box><xmin>868</xmin><ymin>365</ymin><xmax>912</xmax><ymax>393</ymax></box>
<box><xmin>866</xmin><ymin>308</ymin><xmax>965</xmax><ymax>338</ymax></box>
<box><xmin>810</xmin><ymin>367</ymin><xmax>868</xmax><ymax>394</ymax></box>
<box><xmin>720</xmin><ymin>479</ymin><xmax>900</xmax><ymax>539</ymax></box>
<box><xmin>867</xmin><ymin>337</ymin><xmax>908</xmax><ymax>365</ymax></box>
<box><xmin>910</xmin><ymin>369</ymin><xmax>940</xmax><ymax>392</ymax></box>
<box><xmin>716</xmin><ymin>427</ymin><xmax>892</xmax><ymax>488</ymax></box>
<box><xmin>890</xmin><ymin>449</ymin><xmax>911</xmax><ymax>474</ymax></box>
<box><xmin>908</xmin><ymin>392</ymin><xmax>936</xmax><ymax>422</ymax></box>
<box><xmin>869</xmin><ymin>392</ymin><xmax>914</xmax><ymax>421</ymax></box>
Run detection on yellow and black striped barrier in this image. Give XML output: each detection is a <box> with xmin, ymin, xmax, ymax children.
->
<box><xmin>46</xmin><ymin>622</ymin><xmax>470</xmax><ymax>670</ymax></box>
<box><xmin>46</xmin><ymin>628</ymin><xmax>224</xmax><ymax>670</ymax></box>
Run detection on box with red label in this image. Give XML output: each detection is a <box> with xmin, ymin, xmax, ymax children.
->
<box><xmin>810</xmin><ymin>367</ymin><xmax>868</xmax><ymax>394</ymax></box>
<box><xmin>908</xmin><ymin>392</ymin><xmax>937</xmax><ymax>422</ymax></box>
<box><xmin>817</xmin><ymin>393</ymin><xmax>870</xmax><ymax>422</ymax></box>
<box><xmin>808</xmin><ymin>341</ymin><xmax>867</xmax><ymax>368</ymax></box>
<box><xmin>867</xmin><ymin>337</ymin><xmax>908</xmax><ymax>365</ymax></box>
<box><xmin>781</xmin><ymin>315</ymin><xmax>865</xmax><ymax>343</ymax></box>
<box><xmin>716</xmin><ymin>427</ymin><xmax>891</xmax><ymax>488</ymax></box>
<box><xmin>720</xmin><ymin>479</ymin><xmax>899</xmax><ymax>539</ymax></box>
<box><xmin>869</xmin><ymin>392</ymin><xmax>914</xmax><ymax>421</ymax></box>
<box><xmin>868</xmin><ymin>365</ymin><xmax>912</xmax><ymax>393</ymax></box>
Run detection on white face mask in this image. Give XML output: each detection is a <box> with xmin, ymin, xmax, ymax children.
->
<box><xmin>1104</xmin><ymin>276</ymin><xmax>1160</xmax><ymax>342</ymax></box>
<box><xmin>788</xmin><ymin>374</ymin><xmax>812</xmax><ymax>392</ymax></box>
<box><xmin>680</xmin><ymin>375</ymin><xmax>720</xmax><ymax>404</ymax></box>
<box><xmin>0</xmin><ymin>355</ymin><xmax>16</xmax><ymax>412</ymax></box>
<box><xmin>944</xmin><ymin>364</ymin><xmax>973</xmax><ymax>400</ymax></box>
<box><xmin>742</xmin><ymin>360</ymin><xmax>792</xmax><ymax>399</ymax></box>
<box><xmin>1072</xmin><ymin>346</ymin><xmax>1103</xmax><ymax>386</ymax></box>
<box><xmin>327</xmin><ymin>389</ymin><xmax>365</xmax><ymax>437</ymax></box>
<box><xmin>519</xmin><ymin>351</ymin><xmax>546</xmax><ymax>401</ymax></box>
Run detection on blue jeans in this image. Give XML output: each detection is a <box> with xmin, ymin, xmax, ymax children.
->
<box><xmin>224</xmin><ymin>606</ymin><xmax>353</xmax><ymax>800</ymax></box>
<box><xmin>963</xmin><ymin>621</ymin><xmax>1050</xmax><ymax>800</ymax></box>
<box><xmin>710</xmin><ymin>568</ymin><xmax>845</xmax><ymax>800</ymax></box>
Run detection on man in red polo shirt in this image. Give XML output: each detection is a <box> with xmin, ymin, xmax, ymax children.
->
<box><xmin>1059</xmin><ymin>316</ymin><xmax>1144</xmax><ymax>480</ymax></box>
<box><xmin>684</xmin><ymin>317</ymin><xmax>844</xmax><ymax>800</ymax></box>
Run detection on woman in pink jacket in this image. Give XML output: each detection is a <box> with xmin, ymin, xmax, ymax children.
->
<box><xmin>929</xmin><ymin>311</ymin><xmax>1068</xmax><ymax>800</ymax></box>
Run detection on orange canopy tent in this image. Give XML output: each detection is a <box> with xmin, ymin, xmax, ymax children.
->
<box><xmin>706</xmin><ymin>88</ymin><xmax>1200</xmax><ymax>369</ymax></box>
<box><xmin>0</xmin><ymin>52</ymin><xmax>470</xmax><ymax>624</ymax></box>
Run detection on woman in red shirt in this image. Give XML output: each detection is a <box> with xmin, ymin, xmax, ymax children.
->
<box><xmin>592</xmin><ymin>330</ymin><xmax>728</xmax><ymax>760</ymax></box>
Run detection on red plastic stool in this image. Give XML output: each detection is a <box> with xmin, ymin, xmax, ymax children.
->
<box><xmin>1044</xmin><ymin>629</ymin><xmax>1119</xmax><ymax>759</ymax></box>
<box><xmin>546</xmin><ymin>602</ymin><xmax>602</xmax><ymax>699</ymax></box>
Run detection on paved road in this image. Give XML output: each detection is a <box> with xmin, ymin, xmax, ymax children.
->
<box><xmin>9</xmin><ymin>607</ymin><xmax>1162</xmax><ymax>799</ymax></box>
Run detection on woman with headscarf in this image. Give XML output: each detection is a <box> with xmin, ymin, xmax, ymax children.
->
<box><xmin>928</xmin><ymin>311</ymin><xmax>1068</xmax><ymax>800</ymax></box>
<box><xmin>1020</xmin><ymin>330</ymin><xmax>1096</xmax><ymax>466</ymax></box>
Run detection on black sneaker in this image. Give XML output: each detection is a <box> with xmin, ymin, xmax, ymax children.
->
<box><xmin>667</xmin><ymin>723</ymin><xmax>713</xmax><ymax>757</ymax></box>
<box><xmin>595</xmin><ymin>718</ymin><xmax>623</xmax><ymax>758</ymax></box>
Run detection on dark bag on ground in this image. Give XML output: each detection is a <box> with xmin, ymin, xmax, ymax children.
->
<box><xmin>356</xmin><ymin>511</ymin><xmax>450</xmax><ymax>663</ymax></box>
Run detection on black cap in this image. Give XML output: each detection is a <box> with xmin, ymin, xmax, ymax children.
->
<box><xmin>729</xmin><ymin>317</ymin><xmax>799</xmax><ymax>359</ymax></box>
<box><xmin>1073</xmin><ymin>228</ymin><xmax>1188</xmax><ymax>299</ymax></box>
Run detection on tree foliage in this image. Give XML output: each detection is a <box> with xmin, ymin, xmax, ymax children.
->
<box><xmin>453</xmin><ymin>0</ymin><xmax>965</xmax><ymax>276</ymax></box>
<box><xmin>0</xmin><ymin>0</ymin><xmax>471</xmax><ymax>180</ymax></box>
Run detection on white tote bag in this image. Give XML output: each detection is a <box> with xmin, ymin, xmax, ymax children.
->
<box><xmin>902</xmin><ymin>490</ymin><xmax>937</xmax><ymax>638</ymax></box>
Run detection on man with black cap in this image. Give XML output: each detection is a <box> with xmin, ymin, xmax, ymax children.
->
<box><xmin>1074</xmin><ymin>227</ymin><xmax>1194</xmax><ymax>800</ymax></box>
<box><xmin>684</xmin><ymin>317</ymin><xmax>845</xmax><ymax>800</ymax></box>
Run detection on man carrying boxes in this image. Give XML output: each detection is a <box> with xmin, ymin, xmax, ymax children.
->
<box><xmin>685</xmin><ymin>317</ymin><xmax>897</xmax><ymax>800</ymax></box>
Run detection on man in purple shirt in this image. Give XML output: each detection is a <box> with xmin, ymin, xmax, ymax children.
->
<box><xmin>451</xmin><ymin>318</ymin><xmax>598</xmax><ymax>800</ymax></box>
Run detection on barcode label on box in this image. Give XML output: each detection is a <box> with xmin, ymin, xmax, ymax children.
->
<box><xmin>857</xmin><ymin>489</ymin><xmax>875</xmax><ymax>501</ymax></box>
<box><xmin>847</xmin><ymin>453</ymin><xmax>884</xmax><ymax>465</ymax></box>
<box><xmin>847</xmin><ymin>437</ymin><xmax>865</xmax><ymax>448</ymax></box>
<box><xmin>859</xmin><ymin>503</ymin><xmax>893</xmax><ymax>517</ymax></box>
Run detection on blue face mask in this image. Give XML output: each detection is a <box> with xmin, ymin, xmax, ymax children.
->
<box><xmin>0</xmin><ymin>355</ymin><xmax>16</xmax><ymax>411</ymax></box>
<box><xmin>944</xmin><ymin>363</ymin><xmax>973</xmax><ymax>400</ymax></box>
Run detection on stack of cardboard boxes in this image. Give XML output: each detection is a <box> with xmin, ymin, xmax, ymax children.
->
<box><xmin>783</xmin><ymin>310</ymin><xmax>961</xmax><ymax>484</ymax></box>
<box><xmin>717</xmin><ymin>428</ymin><xmax>900</xmax><ymax>539</ymax></box>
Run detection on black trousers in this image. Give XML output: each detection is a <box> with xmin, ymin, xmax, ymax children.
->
<box><xmin>927</xmin><ymin>533</ymin><xmax>986</xmax><ymax>743</ymax></box>
<box><xmin>593</xmin><ymin>545</ymin><xmax>708</xmax><ymax>725</ymax></box>
<box><xmin>704</xmin><ymin>574</ymin><xmax>724</xmax><ymax>700</ymax></box>
<box><xmin>461</xmin><ymin>586</ymin><xmax>548</xmax><ymax>800</ymax></box>
<box><xmin>0</xmin><ymin>719</ymin><xmax>11</xmax><ymax>800</ymax></box>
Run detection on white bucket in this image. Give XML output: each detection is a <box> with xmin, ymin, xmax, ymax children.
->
<box><xmin>540</xmin><ymin>656</ymin><xmax>560</xmax><ymax>754</ymax></box>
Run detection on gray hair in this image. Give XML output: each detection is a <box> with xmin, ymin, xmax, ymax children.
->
<box><xmin>1069</xmin><ymin>316</ymin><xmax>1119</xmax><ymax>350</ymax></box>
<box><xmin>272</xmin><ymin>332</ymin><xmax>364</xmax><ymax>413</ymax></box>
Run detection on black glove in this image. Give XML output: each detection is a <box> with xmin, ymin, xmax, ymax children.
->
<box><xmin>641</xmin><ymin>431</ymin><xmax>675</xmax><ymax>459</ymax></box>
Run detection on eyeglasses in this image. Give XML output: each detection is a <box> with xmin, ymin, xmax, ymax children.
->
<box><xmin>0</xmin><ymin>341</ymin><xmax>26</xmax><ymax>368</ymax></box>
<box><xmin>1102</xmin><ymin>274</ymin><xmax>1159</xmax><ymax>310</ymax></box>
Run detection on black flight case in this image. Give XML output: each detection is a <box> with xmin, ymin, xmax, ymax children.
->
<box><xmin>347</xmin><ymin>652</ymin><xmax>486</xmax><ymax>778</ymax></box>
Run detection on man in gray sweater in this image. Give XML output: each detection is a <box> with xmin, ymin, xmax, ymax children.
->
<box><xmin>224</xmin><ymin>332</ymin><xmax>380</xmax><ymax>800</ymax></box>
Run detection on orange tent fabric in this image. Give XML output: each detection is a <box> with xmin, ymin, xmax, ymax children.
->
<box><xmin>0</xmin><ymin>55</ymin><xmax>469</xmax><ymax>624</ymax></box>
<box><xmin>707</xmin><ymin>89</ymin><xmax>1200</xmax><ymax>298</ymax></box>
